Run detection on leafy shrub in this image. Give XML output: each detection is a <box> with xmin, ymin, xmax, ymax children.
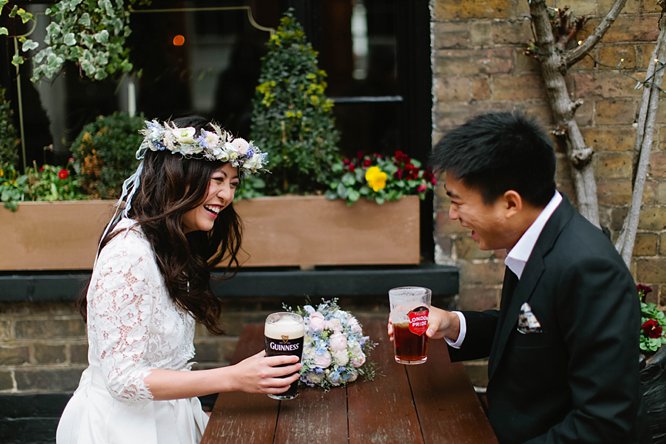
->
<box><xmin>250</xmin><ymin>9</ymin><xmax>341</xmax><ymax>195</ymax></box>
<box><xmin>0</xmin><ymin>87</ymin><xmax>19</xmax><ymax>168</ymax></box>
<box><xmin>1</xmin><ymin>162</ymin><xmax>85</xmax><ymax>210</ymax></box>
<box><xmin>71</xmin><ymin>112</ymin><xmax>144</xmax><ymax>199</ymax></box>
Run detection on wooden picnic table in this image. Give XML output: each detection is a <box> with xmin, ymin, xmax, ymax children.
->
<box><xmin>202</xmin><ymin>318</ymin><xmax>498</xmax><ymax>443</ymax></box>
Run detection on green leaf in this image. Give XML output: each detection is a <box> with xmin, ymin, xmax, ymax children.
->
<box><xmin>16</xmin><ymin>7</ymin><xmax>33</xmax><ymax>23</ymax></box>
<box><xmin>21</xmin><ymin>39</ymin><xmax>39</xmax><ymax>52</ymax></box>
<box><xmin>0</xmin><ymin>28</ymin><xmax>7</xmax><ymax>36</ymax></box>
<box><xmin>11</xmin><ymin>54</ymin><xmax>24</xmax><ymax>66</ymax></box>
<box><xmin>341</xmin><ymin>172</ymin><xmax>356</xmax><ymax>187</ymax></box>
<box><xmin>336</xmin><ymin>182</ymin><xmax>348</xmax><ymax>198</ymax></box>
<box><xmin>63</xmin><ymin>33</ymin><xmax>77</xmax><ymax>46</ymax></box>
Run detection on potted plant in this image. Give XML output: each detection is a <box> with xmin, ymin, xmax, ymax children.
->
<box><xmin>248</xmin><ymin>8</ymin><xmax>340</xmax><ymax>196</ymax></box>
<box><xmin>636</xmin><ymin>284</ymin><xmax>666</xmax><ymax>443</ymax></box>
<box><xmin>0</xmin><ymin>10</ymin><xmax>429</xmax><ymax>271</ymax></box>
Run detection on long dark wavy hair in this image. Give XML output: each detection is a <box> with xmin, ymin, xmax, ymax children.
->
<box><xmin>77</xmin><ymin>116</ymin><xmax>242</xmax><ymax>334</ymax></box>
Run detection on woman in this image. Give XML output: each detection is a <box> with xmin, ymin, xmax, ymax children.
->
<box><xmin>57</xmin><ymin>116</ymin><xmax>301</xmax><ymax>444</ymax></box>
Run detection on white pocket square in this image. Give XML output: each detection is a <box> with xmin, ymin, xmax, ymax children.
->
<box><xmin>517</xmin><ymin>302</ymin><xmax>542</xmax><ymax>334</ymax></box>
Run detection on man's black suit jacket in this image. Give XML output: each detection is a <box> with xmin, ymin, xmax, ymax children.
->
<box><xmin>449</xmin><ymin>196</ymin><xmax>640</xmax><ymax>443</ymax></box>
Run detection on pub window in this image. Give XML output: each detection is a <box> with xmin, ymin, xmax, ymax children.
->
<box><xmin>1</xmin><ymin>0</ymin><xmax>432</xmax><ymax>259</ymax></box>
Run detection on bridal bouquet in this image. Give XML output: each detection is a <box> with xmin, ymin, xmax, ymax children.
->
<box><xmin>290</xmin><ymin>299</ymin><xmax>376</xmax><ymax>390</ymax></box>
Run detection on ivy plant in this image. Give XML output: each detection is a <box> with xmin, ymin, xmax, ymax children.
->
<box><xmin>249</xmin><ymin>8</ymin><xmax>341</xmax><ymax>195</ymax></box>
<box><xmin>2</xmin><ymin>0</ymin><xmax>149</xmax><ymax>81</ymax></box>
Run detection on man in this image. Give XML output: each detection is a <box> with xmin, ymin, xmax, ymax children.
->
<box><xmin>393</xmin><ymin>112</ymin><xmax>640</xmax><ymax>443</ymax></box>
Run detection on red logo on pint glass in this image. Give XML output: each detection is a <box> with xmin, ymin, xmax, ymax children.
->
<box><xmin>408</xmin><ymin>306</ymin><xmax>429</xmax><ymax>336</ymax></box>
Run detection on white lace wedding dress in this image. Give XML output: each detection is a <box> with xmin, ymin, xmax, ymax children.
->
<box><xmin>57</xmin><ymin>219</ymin><xmax>209</xmax><ymax>444</ymax></box>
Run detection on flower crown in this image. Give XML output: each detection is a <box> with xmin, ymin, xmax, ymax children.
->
<box><xmin>138</xmin><ymin>120</ymin><xmax>268</xmax><ymax>174</ymax></box>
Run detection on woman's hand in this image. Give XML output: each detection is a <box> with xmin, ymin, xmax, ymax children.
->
<box><xmin>228</xmin><ymin>350</ymin><xmax>302</xmax><ymax>395</ymax></box>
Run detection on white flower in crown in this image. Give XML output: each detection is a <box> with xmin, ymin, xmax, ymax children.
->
<box><xmin>199</xmin><ymin>130</ymin><xmax>220</xmax><ymax>149</ymax></box>
<box><xmin>172</xmin><ymin>127</ymin><xmax>197</xmax><ymax>145</ymax></box>
<box><xmin>231</xmin><ymin>138</ymin><xmax>250</xmax><ymax>155</ymax></box>
<box><xmin>242</xmin><ymin>152</ymin><xmax>266</xmax><ymax>173</ymax></box>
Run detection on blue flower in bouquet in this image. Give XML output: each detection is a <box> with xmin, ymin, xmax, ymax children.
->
<box><xmin>290</xmin><ymin>299</ymin><xmax>376</xmax><ymax>390</ymax></box>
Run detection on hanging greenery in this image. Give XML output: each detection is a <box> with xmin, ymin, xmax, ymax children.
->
<box><xmin>249</xmin><ymin>8</ymin><xmax>341</xmax><ymax>195</ymax></box>
<box><xmin>1</xmin><ymin>0</ymin><xmax>150</xmax><ymax>82</ymax></box>
<box><xmin>31</xmin><ymin>0</ymin><xmax>136</xmax><ymax>81</ymax></box>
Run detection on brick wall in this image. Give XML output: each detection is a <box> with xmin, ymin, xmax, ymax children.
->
<box><xmin>0</xmin><ymin>297</ymin><xmax>397</xmax><ymax>395</ymax></box>
<box><xmin>431</xmin><ymin>0</ymin><xmax>666</xmax><ymax>385</ymax></box>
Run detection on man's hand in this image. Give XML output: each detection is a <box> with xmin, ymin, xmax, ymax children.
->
<box><xmin>387</xmin><ymin>306</ymin><xmax>460</xmax><ymax>343</ymax></box>
<box><xmin>426</xmin><ymin>306</ymin><xmax>460</xmax><ymax>340</ymax></box>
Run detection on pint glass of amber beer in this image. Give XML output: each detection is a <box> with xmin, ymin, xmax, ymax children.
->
<box><xmin>389</xmin><ymin>286</ymin><xmax>431</xmax><ymax>365</ymax></box>
<box><xmin>264</xmin><ymin>312</ymin><xmax>305</xmax><ymax>400</ymax></box>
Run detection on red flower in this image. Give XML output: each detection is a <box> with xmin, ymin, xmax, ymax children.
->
<box><xmin>394</xmin><ymin>150</ymin><xmax>410</xmax><ymax>163</ymax></box>
<box><xmin>363</xmin><ymin>158</ymin><xmax>372</xmax><ymax>167</ymax></box>
<box><xmin>417</xmin><ymin>184</ymin><xmax>427</xmax><ymax>193</ymax></box>
<box><xmin>642</xmin><ymin>319</ymin><xmax>663</xmax><ymax>339</ymax></box>
<box><xmin>637</xmin><ymin>284</ymin><xmax>653</xmax><ymax>302</ymax></box>
<box><xmin>58</xmin><ymin>169</ymin><xmax>69</xmax><ymax>180</ymax></box>
<box><xmin>637</xmin><ymin>284</ymin><xmax>652</xmax><ymax>295</ymax></box>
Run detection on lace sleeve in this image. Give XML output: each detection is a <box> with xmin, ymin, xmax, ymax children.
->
<box><xmin>87</xmin><ymin>232</ymin><xmax>160</xmax><ymax>403</ymax></box>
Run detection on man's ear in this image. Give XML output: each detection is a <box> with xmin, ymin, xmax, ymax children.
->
<box><xmin>503</xmin><ymin>190</ymin><xmax>523</xmax><ymax>216</ymax></box>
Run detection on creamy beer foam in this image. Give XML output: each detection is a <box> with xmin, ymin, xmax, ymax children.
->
<box><xmin>265</xmin><ymin>315</ymin><xmax>304</xmax><ymax>340</ymax></box>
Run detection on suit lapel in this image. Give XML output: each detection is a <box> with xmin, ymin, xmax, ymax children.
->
<box><xmin>488</xmin><ymin>196</ymin><xmax>576</xmax><ymax>380</ymax></box>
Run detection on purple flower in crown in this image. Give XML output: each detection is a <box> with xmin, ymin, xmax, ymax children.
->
<box><xmin>153</xmin><ymin>140</ymin><xmax>167</xmax><ymax>151</ymax></box>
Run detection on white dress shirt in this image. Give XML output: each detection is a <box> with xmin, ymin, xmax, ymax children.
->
<box><xmin>446</xmin><ymin>191</ymin><xmax>563</xmax><ymax>348</ymax></box>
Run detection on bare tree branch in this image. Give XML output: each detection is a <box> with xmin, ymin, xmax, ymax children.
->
<box><xmin>529</xmin><ymin>0</ymin><xmax>601</xmax><ymax>225</ymax></box>
<box><xmin>565</xmin><ymin>0</ymin><xmax>627</xmax><ymax>67</ymax></box>
<box><xmin>616</xmin><ymin>8</ymin><xmax>666</xmax><ymax>265</ymax></box>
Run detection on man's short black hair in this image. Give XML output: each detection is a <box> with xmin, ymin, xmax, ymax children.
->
<box><xmin>431</xmin><ymin>111</ymin><xmax>556</xmax><ymax>207</ymax></box>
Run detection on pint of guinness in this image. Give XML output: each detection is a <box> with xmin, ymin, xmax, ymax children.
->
<box><xmin>264</xmin><ymin>312</ymin><xmax>305</xmax><ymax>400</ymax></box>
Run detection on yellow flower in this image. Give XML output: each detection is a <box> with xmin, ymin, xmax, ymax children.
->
<box><xmin>365</xmin><ymin>166</ymin><xmax>387</xmax><ymax>192</ymax></box>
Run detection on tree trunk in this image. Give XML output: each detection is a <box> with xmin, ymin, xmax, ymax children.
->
<box><xmin>528</xmin><ymin>0</ymin><xmax>600</xmax><ymax>226</ymax></box>
<box><xmin>616</xmin><ymin>8</ymin><xmax>666</xmax><ymax>266</ymax></box>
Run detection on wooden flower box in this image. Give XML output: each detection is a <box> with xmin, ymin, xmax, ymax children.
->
<box><xmin>0</xmin><ymin>195</ymin><xmax>420</xmax><ymax>271</ymax></box>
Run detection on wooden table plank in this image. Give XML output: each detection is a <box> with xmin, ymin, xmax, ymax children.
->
<box><xmin>202</xmin><ymin>324</ymin><xmax>278</xmax><ymax>444</ymax></box>
<box><xmin>407</xmin><ymin>344</ymin><xmax>498</xmax><ymax>443</ymax></box>
<box><xmin>347</xmin><ymin>319</ymin><xmax>424</xmax><ymax>444</ymax></box>
<box><xmin>202</xmin><ymin>320</ymin><xmax>497</xmax><ymax>444</ymax></box>
<box><xmin>274</xmin><ymin>386</ymin><xmax>348</xmax><ymax>443</ymax></box>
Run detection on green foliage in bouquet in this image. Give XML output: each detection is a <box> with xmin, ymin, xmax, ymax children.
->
<box><xmin>71</xmin><ymin>112</ymin><xmax>144</xmax><ymax>199</ymax></box>
<box><xmin>0</xmin><ymin>86</ymin><xmax>19</xmax><ymax>169</ymax></box>
<box><xmin>326</xmin><ymin>150</ymin><xmax>436</xmax><ymax>205</ymax></box>
<box><xmin>249</xmin><ymin>8</ymin><xmax>341</xmax><ymax>195</ymax></box>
